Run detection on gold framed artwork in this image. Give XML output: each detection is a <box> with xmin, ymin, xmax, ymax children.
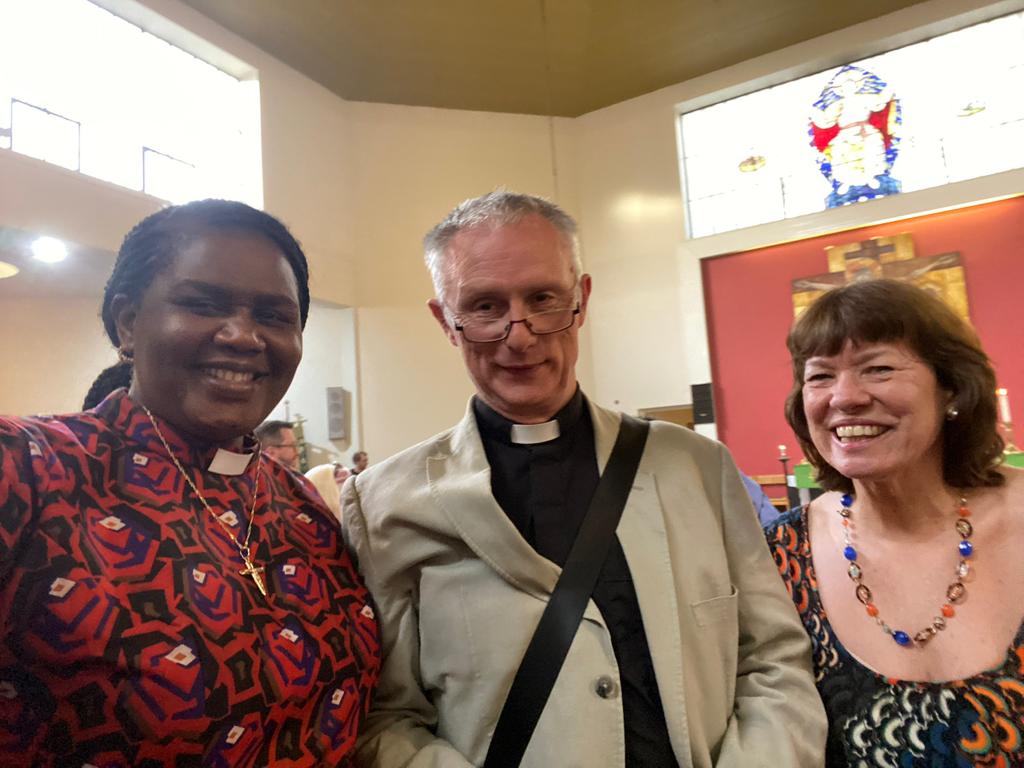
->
<box><xmin>825</xmin><ymin>234</ymin><xmax>915</xmax><ymax>276</ymax></box>
<box><xmin>793</xmin><ymin>234</ymin><xmax>969</xmax><ymax>321</ymax></box>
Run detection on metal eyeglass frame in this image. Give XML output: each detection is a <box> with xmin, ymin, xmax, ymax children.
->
<box><xmin>453</xmin><ymin>304</ymin><xmax>581</xmax><ymax>343</ymax></box>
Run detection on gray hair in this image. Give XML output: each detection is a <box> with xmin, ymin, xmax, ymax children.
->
<box><xmin>423</xmin><ymin>190</ymin><xmax>583</xmax><ymax>305</ymax></box>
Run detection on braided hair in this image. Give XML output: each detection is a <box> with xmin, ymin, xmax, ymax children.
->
<box><xmin>82</xmin><ymin>362</ymin><xmax>133</xmax><ymax>409</ymax></box>
<box><xmin>100</xmin><ymin>199</ymin><xmax>311</xmax><ymax>352</ymax></box>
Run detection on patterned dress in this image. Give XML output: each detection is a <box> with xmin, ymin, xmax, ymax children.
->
<box><xmin>0</xmin><ymin>390</ymin><xmax>381</xmax><ymax>767</ymax></box>
<box><xmin>767</xmin><ymin>509</ymin><xmax>1024</xmax><ymax>767</ymax></box>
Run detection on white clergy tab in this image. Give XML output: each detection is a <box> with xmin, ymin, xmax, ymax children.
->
<box><xmin>207</xmin><ymin>448</ymin><xmax>255</xmax><ymax>475</ymax></box>
<box><xmin>510</xmin><ymin>419</ymin><xmax>560</xmax><ymax>445</ymax></box>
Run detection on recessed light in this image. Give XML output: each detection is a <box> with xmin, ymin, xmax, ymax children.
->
<box><xmin>0</xmin><ymin>261</ymin><xmax>19</xmax><ymax>279</ymax></box>
<box><xmin>32</xmin><ymin>236</ymin><xmax>68</xmax><ymax>263</ymax></box>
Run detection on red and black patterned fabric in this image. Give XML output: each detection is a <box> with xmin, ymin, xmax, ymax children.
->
<box><xmin>0</xmin><ymin>390</ymin><xmax>381</xmax><ymax>767</ymax></box>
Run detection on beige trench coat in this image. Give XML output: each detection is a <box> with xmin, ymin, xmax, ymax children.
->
<box><xmin>343</xmin><ymin>398</ymin><xmax>825</xmax><ymax>767</ymax></box>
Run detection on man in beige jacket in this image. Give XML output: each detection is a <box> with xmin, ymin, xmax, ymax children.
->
<box><xmin>343</xmin><ymin>191</ymin><xmax>825</xmax><ymax>767</ymax></box>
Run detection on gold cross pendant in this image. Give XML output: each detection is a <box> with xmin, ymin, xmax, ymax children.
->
<box><xmin>239</xmin><ymin>556</ymin><xmax>268</xmax><ymax>597</ymax></box>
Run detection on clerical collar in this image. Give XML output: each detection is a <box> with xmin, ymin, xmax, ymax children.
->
<box><xmin>207</xmin><ymin>448</ymin><xmax>256</xmax><ymax>475</ymax></box>
<box><xmin>95</xmin><ymin>390</ymin><xmax>259</xmax><ymax>475</ymax></box>
<box><xmin>510</xmin><ymin>421</ymin><xmax>559</xmax><ymax>445</ymax></box>
<box><xmin>473</xmin><ymin>388</ymin><xmax>585</xmax><ymax>446</ymax></box>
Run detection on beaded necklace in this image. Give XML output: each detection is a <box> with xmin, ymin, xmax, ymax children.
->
<box><xmin>839</xmin><ymin>492</ymin><xmax>973</xmax><ymax>647</ymax></box>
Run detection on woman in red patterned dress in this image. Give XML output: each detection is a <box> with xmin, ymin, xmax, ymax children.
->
<box><xmin>0</xmin><ymin>200</ymin><xmax>381</xmax><ymax>766</ymax></box>
<box><xmin>767</xmin><ymin>279</ymin><xmax>1024</xmax><ymax>767</ymax></box>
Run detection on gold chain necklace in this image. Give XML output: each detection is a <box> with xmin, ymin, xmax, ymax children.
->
<box><xmin>141</xmin><ymin>405</ymin><xmax>268</xmax><ymax>598</ymax></box>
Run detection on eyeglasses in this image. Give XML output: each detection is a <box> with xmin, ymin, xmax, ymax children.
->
<box><xmin>453</xmin><ymin>304</ymin><xmax>580</xmax><ymax>343</ymax></box>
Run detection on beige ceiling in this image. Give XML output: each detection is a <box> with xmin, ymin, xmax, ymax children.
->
<box><xmin>178</xmin><ymin>0</ymin><xmax>927</xmax><ymax>117</ymax></box>
<box><xmin>0</xmin><ymin>227</ymin><xmax>114</xmax><ymax>299</ymax></box>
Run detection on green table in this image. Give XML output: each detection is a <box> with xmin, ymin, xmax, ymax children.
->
<box><xmin>793</xmin><ymin>452</ymin><xmax>1024</xmax><ymax>488</ymax></box>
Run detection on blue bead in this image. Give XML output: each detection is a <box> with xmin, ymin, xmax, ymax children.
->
<box><xmin>959</xmin><ymin>540</ymin><xmax>973</xmax><ymax>557</ymax></box>
<box><xmin>841</xmin><ymin>494</ymin><xmax>854</xmax><ymax>508</ymax></box>
<box><xmin>843</xmin><ymin>546</ymin><xmax>857</xmax><ymax>561</ymax></box>
<box><xmin>893</xmin><ymin>631</ymin><xmax>911</xmax><ymax>646</ymax></box>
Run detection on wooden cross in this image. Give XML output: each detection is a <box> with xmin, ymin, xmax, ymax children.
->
<box><xmin>848</xmin><ymin>239</ymin><xmax>895</xmax><ymax>261</ymax></box>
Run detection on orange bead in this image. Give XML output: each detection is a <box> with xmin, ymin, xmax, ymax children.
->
<box><xmin>959</xmin><ymin>506</ymin><xmax>971</xmax><ymax>517</ymax></box>
<box><xmin>842</xmin><ymin>519</ymin><xmax>850</xmax><ymax>527</ymax></box>
<box><xmin>941</xmin><ymin>604</ymin><xmax>955</xmax><ymax>618</ymax></box>
<box><xmin>866</xmin><ymin>604</ymin><xmax>879</xmax><ymax>617</ymax></box>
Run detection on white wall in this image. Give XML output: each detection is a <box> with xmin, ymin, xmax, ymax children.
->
<box><xmin>0</xmin><ymin>151</ymin><xmax>160</xmax><ymax>416</ymax></box>
<box><xmin>573</xmin><ymin>96</ymin><xmax>690</xmax><ymax>417</ymax></box>
<box><xmin>0</xmin><ymin>296</ymin><xmax>116</xmax><ymax>415</ymax></box>
<box><xmin>0</xmin><ymin>149</ymin><xmax>163</xmax><ymax>253</ymax></box>
<box><xmin>266</xmin><ymin>302</ymin><xmax>358</xmax><ymax>466</ymax></box>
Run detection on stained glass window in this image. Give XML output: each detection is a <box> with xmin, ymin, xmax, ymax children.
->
<box><xmin>679</xmin><ymin>11</ymin><xmax>1024</xmax><ymax>238</ymax></box>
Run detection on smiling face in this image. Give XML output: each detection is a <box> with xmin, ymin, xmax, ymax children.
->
<box><xmin>428</xmin><ymin>214</ymin><xmax>591</xmax><ymax>424</ymax></box>
<box><xmin>802</xmin><ymin>340</ymin><xmax>951</xmax><ymax>484</ymax></box>
<box><xmin>114</xmin><ymin>230</ymin><xmax>303</xmax><ymax>444</ymax></box>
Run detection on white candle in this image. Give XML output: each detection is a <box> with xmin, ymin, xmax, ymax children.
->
<box><xmin>778</xmin><ymin>444</ymin><xmax>787</xmax><ymax>458</ymax></box>
<box><xmin>997</xmin><ymin>388</ymin><xmax>1012</xmax><ymax>424</ymax></box>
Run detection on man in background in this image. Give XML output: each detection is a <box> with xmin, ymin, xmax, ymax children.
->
<box><xmin>256</xmin><ymin>420</ymin><xmax>300</xmax><ymax>471</ymax></box>
<box><xmin>350</xmin><ymin>450</ymin><xmax>369</xmax><ymax>475</ymax></box>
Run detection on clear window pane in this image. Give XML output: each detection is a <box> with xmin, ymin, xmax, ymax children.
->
<box><xmin>0</xmin><ymin>0</ymin><xmax>260</xmax><ymax>205</ymax></box>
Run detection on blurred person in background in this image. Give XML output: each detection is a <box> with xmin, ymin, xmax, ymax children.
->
<box><xmin>350</xmin><ymin>450</ymin><xmax>369</xmax><ymax>475</ymax></box>
<box><xmin>256</xmin><ymin>418</ymin><xmax>301</xmax><ymax>471</ymax></box>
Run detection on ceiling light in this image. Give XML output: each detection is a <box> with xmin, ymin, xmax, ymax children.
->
<box><xmin>31</xmin><ymin>236</ymin><xmax>68</xmax><ymax>263</ymax></box>
<box><xmin>0</xmin><ymin>261</ymin><xmax>19</xmax><ymax>279</ymax></box>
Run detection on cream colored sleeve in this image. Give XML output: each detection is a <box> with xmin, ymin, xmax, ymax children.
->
<box><xmin>341</xmin><ymin>478</ymin><xmax>474</xmax><ymax>768</ymax></box>
<box><xmin>303</xmin><ymin>464</ymin><xmax>342</xmax><ymax>524</ymax></box>
<box><xmin>711</xmin><ymin>443</ymin><xmax>827</xmax><ymax>767</ymax></box>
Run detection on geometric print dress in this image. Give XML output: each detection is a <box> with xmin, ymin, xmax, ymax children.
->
<box><xmin>0</xmin><ymin>390</ymin><xmax>381</xmax><ymax>767</ymax></box>
<box><xmin>766</xmin><ymin>509</ymin><xmax>1024</xmax><ymax>768</ymax></box>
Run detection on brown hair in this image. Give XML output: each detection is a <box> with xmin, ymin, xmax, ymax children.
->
<box><xmin>784</xmin><ymin>278</ymin><xmax>1004</xmax><ymax>493</ymax></box>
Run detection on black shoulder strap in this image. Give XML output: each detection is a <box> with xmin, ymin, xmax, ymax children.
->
<box><xmin>483</xmin><ymin>414</ymin><xmax>650</xmax><ymax>768</ymax></box>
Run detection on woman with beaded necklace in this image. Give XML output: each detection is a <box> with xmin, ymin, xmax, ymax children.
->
<box><xmin>0</xmin><ymin>199</ymin><xmax>381</xmax><ymax>766</ymax></box>
<box><xmin>767</xmin><ymin>278</ymin><xmax>1024</xmax><ymax>767</ymax></box>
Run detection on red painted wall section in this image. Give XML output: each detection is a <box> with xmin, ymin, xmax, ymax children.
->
<box><xmin>702</xmin><ymin>196</ymin><xmax>1024</xmax><ymax>479</ymax></box>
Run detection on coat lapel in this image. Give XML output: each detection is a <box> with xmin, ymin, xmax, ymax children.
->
<box><xmin>427</xmin><ymin>404</ymin><xmax>562</xmax><ymax>600</ymax></box>
<box><xmin>590</xmin><ymin>401</ymin><xmax>692</xmax><ymax>761</ymax></box>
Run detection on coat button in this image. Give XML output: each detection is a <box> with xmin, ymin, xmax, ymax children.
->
<box><xmin>594</xmin><ymin>675</ymin><xmax>618</xmax><ymax>699</ymax></box>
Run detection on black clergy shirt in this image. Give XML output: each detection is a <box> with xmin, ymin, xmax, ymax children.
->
<box><xmin>473</xmin><ymin>391</ymin><xmax>678</xmax><ymax>767</ymax></box>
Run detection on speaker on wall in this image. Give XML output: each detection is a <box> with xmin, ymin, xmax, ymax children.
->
<box><xmin>691</xmin><ymin>383</ymin><xmax>716</xmax><ymax>425</ymax></box>
<box><xmin>326</xmin><ymin>386</ymin><xmax>348</xmax><ymax>440</ymax></box>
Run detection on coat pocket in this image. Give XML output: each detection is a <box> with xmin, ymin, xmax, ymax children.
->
<box><xmin>690</xmin><ymin>586</ymin><xmax>739</xmax><ymax>628</ymax></box>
